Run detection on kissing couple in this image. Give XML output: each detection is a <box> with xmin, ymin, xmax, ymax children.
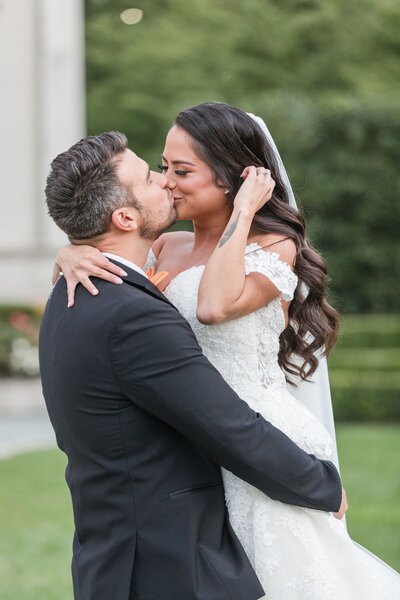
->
<box><xmin>40</xmin><ymin>102</ymin><xmax>400</xmax><ymax>599</ymax></box>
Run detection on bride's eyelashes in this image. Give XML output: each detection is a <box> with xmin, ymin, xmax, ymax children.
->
<box><xmin>158</xmin><ymin>164</ymin><xmax>190</xmax><ymax>176</ymax></box>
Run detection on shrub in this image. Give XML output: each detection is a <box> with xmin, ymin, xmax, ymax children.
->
<box><xmin>0</xmin><ymin>306</ymin><xmax>42</xmax><ymax>377</ymax></box>
<box><xmin>330</xmin><ymin>315</ymin><xmax>400</xmax><ymax>421</ymax></box>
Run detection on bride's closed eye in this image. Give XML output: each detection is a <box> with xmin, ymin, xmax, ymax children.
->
<box><xmin>158</xmin><ymin>164</ymin><xmax>190</xmax><ymax>176</ymax></box>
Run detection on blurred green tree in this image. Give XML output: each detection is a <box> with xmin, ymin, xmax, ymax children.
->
<box><xmin>85</xmin><ymin>0</ymin><xmax>400</xmax><ymax>312</ymax></box>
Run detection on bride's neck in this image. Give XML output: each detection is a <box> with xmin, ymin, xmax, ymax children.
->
<box><xmin>191</xmin><ymin>216</ymin><xmax>229</xmax><ymax>250</ymax></box>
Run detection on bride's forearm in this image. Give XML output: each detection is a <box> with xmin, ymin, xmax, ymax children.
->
<box><xmin>197</xmin><ymin>167</ymin><xmax>275</xmax><ymax>323</ymax></box>
<box><xmin>197</xmin><ymin>207</ymin><xmax>253</xmax><ymax>322</ymax></box>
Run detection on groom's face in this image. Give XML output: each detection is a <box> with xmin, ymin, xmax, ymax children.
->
<box><xmin>116</xmin><ymin>149</ymin><xmax>176</xmax><ymax>239</ymax></box>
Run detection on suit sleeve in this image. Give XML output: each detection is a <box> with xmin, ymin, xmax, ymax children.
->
<box><xmin>110</xmin><ymin>296</ymin><xmax>342</xmax><ymax>512</ymax></box>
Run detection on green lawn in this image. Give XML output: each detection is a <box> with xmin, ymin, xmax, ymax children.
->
<box><xmin>0</xmin><ymin>450</ymin><xmax>73</xmax><ymax>599</ymax></box>
<box><xmin>0</xmin><ymin>425</ymin><xmax>399</xmax><ymax>599</ymax></box>
<box><xmin>336</xmin><ymin>424</ymin><xmax>400</xmax><ymax>569</ymax></box>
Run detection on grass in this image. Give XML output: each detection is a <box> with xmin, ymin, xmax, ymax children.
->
<box><xmin>0</xmin><ymin>451</ymin><xmax>73</xmax><ymax>600</ymax></box>
<box><xmin>337</xmin><ymin>424</ymin><xmax>400</xmax><ymax>570</ymax></box>
<box><xmin>0</xmin><ymin>425</ymin><xmax>399</xmax><ymax>599</ymax></box>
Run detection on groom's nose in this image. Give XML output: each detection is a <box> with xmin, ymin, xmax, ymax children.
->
<box><xmin>150</xmin><ymin>171</ymin><xmax>168</xmax><ymax>187</ymax></box>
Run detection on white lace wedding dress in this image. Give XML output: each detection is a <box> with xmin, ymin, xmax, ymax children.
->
<box><xmin>148</xmin><ymin>243</ymin><xmax>400</xmax><ymax>599</ymax></box>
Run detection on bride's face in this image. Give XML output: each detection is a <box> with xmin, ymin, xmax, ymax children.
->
<box><xmin>161</xmin><ymin>126</ymin><xmax>229</xmax><ymax>221</ymax></box>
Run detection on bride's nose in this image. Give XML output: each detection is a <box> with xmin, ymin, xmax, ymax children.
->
<box><xmin>164</xmin><ymin>173</ymin><xmax>177</xmax><ymax>190</ymax></box>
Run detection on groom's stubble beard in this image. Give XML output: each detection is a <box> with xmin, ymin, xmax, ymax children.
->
<box><xmin>139</xmin><ymin>205</ymin><xmax>177</xmax><ymax>241</ymax></box>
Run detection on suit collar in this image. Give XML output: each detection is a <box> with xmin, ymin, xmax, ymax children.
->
<box><xmin>108</xmin><ymin>258</ymin><xmax>176</xmax><ymax>308</ymax></box>
<box><xmin>102</xmin><ymin>252</ymin><xmax>147</xmax><ymax>278</ymax></box>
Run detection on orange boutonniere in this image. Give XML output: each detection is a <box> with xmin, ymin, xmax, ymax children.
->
<box><xmin>146</xmin><ymin>267</ymin><xmax>169</xmax><ymax>290</ymax></box>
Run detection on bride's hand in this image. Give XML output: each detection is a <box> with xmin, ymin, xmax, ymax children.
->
<box><xmin>233</xmin><ymin>166</ymin><xmax>275</xmax><ymax>216</ymax></box>
<box><xmin>56</xmin><ymin>244</ymin><xmax>127</xmax><ymax>308</ymax></box>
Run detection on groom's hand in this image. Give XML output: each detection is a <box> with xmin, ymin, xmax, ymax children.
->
<box><xmin>333</xmin><ymin>487</ymin><xmax>348</xmax><ymax>519</ymax></box>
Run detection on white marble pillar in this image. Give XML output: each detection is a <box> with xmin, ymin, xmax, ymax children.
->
<box><xmin>0</xmin><ymin>0</ymin><xmax>85</xmax><ymax>304</ymax></box>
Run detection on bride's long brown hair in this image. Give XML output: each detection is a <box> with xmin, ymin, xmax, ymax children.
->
<box><xmin>174</xmin><ymin>102</ymin><xmax>339</xmax><ymax>381</ymax></box>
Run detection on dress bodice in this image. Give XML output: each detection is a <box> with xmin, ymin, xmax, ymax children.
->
<box><xmin>146</xmin><ymin>244</ymin><xmax>332</xmax><ymax>459</ymax></box>
<box><xmin>163</xmin><ymin>243</ymin><xmax>298</xmax><ymax>395</ymax></box>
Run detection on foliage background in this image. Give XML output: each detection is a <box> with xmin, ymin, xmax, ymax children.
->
<box><xmin>86</xmin><ymin>0</ymin><xmax>400</xmax><ymax>313</ymax></box>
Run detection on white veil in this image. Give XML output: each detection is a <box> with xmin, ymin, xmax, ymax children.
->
<box><xmin>248</xmin><ymin>112</ymin><xmax>340</xmax><ymax>470</ymax></box>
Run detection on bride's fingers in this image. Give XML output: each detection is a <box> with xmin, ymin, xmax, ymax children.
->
<box><xmin>66</xmin><ymin>279</ymin><xmax>79</xmax><ymax>308</ymax></box>
<box><xmin>240</xmin><ymin>166</ymin><xmax>257</xmax><ymax>178</ymax></box>
<box><xmin>67</xmin><ymin>276</ymin><xmax>99</xmax><ymax>308</ymax></box>
<box><xmin>81</xmin><ymin>255</ymin><xmax>127</xmax><ymax>278</ymax></box>
<box><xmin>82</xmin><ymin>276</ymin><xmax>99</xmax><ymax>298</ymax></box>
<box><xmin>266</xmin><ymin>178</ymin><xmax>276</xmax><ymax>199</ymax></box>
<box><xmin>94</xmin><ymin>257</ymin><xmax>127</xmax><ymax>278</ymax></box>
<box><xmin>256</xmin><ymin>168</ymin><xmax>270</xmax><ymax>177</ymax></box>
<box><xmin>86</xmin><ymin>266</ymin><xmax>124</xmax><ymax>285</ymax></box>
<box><xmin>66</xmin><ymin>267</ymin><xmax>125</xmax><ymax>308</ymax></box>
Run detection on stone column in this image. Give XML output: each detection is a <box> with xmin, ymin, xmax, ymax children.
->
<box><xmin>0</xmin><ymin>0</ymin><xmax>85</xmax><ymax>304</ymax></box>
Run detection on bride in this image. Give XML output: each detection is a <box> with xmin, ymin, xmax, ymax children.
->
<box><xmin>55</xmin><ymin>102</ymin><xmax>400</xmax><ymax>598</ymax></box>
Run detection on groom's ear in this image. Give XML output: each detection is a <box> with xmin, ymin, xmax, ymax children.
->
<box><xmin>111</xmin><ymin>207</ymin><xmax>139</xmax><ymax>232</ymax></box>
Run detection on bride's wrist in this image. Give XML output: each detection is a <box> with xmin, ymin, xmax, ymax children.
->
<box><xmin>231</xmin><ymin>202</ymin><xmax>254</xmax><ymax>221</ymax></box>
<box><xmin>56</xmin><ymin>244</ymin><xmax>71</xmax><ymax>263</ymax></box>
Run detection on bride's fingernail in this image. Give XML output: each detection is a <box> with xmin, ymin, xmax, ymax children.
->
<box><xmin>91</xmin><ymin>289</ymin><xmax>99</xmax><ymax>295</ymax></box>
<box><xmin>120</xmin><ymin>270</ymin><xmax>128</xmax><ymax>277</ymax></box>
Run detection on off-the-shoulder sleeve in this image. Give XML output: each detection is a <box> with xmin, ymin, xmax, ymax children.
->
<box><xmin>245</xmin><ymin>248</ymin><xmax>298</xmax><ymax>301</ymax></box>
<box><xmin>144</xmin><ymin>248</ymin><xmax>157</xmax><ymax>272</ymax></box>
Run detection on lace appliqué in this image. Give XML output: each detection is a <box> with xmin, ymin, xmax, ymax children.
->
<box><xmin>287</xmin><ymin>556</ymin><xmax>335</xmax><ymax>600</ymax></box>
<box><xmin>245</xmin><ymin>243</ymin><xmax>298</xmax><ymax>301</ymax></box>
<box><xmin>144</xmin><ymin>248</ymin><xmax>157</xmax><ymax>272</ymax></box>
<box><xmin>275</xmin><ymin>505</ymin><xmax>310</xmax><ymax>548</ymax></box>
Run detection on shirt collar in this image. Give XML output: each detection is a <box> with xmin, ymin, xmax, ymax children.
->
<box><xmin>102</xmin><ymin>252</ymin><xmax>148</xmax><ymax>279</ymax></box>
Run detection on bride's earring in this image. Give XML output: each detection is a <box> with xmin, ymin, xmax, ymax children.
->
<box><xmin>224</xmin><ymin>189</ymin><xmax>230</xmax><ymax>195</ymax></box>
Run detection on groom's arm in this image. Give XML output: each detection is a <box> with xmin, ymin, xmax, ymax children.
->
<box><xmin>111</xmin><ymin>296</ymin><xmax>342</xmax><ymax>512</ymax></box>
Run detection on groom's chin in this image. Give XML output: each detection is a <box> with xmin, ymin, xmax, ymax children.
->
<box><xmin>159</xmin><ymin>211</ymin><xmax>178</xmax><ymax>236</ymax></box>
<box><xmin>140</xmin><ymin>213</ymin><xmax>178</xmax><ymax>241</ymax></box>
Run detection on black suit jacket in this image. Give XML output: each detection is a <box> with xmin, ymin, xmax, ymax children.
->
<box><xmin>39</xmin><ymin>261</ymin><xmax>341</xmax><ymax>600</ymax></box>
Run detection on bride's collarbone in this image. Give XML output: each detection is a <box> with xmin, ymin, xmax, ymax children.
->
<box><xmin>157</xmin><ymin>245</ymin><xmax>211</xmax><ymax>278</ymax></box>
<box><xmin>160</xmin><ymin>261</ymin><xmax>206</xmax><ymax>284</ymax></box>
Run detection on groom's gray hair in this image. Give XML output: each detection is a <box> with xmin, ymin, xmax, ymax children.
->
<box><xmin>45</xmin><ymin>131</ymin><xmax>140</xmax><ymax>240</ymax></box>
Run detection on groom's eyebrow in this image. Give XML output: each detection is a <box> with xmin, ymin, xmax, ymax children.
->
<box><xmin>161</xmin><ymin>155</ymin><xmax>195</xmax><ymax>166</ymax></box>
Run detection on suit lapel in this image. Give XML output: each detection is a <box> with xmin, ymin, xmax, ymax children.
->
<box><xmin>108</xmin><ymin>258</ymin><xmax>177</xmax><ymax>309</ymax></box>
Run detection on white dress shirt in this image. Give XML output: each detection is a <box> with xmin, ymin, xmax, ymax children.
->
<box><xmin>102</xmin><ymin>252</ymin><xmax>148</xmax><ymax>279</ymax></box>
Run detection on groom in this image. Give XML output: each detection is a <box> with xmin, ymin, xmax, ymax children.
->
<box><xmin>40</xmin><ymin>131</ymin><xmax>345</xmax><ymax>600</ymax></box>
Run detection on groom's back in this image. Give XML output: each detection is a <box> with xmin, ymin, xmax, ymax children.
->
<box><xmin>40</xmin><ymin>276</ymin><xmax>148</xmax><ymax>597</ymax></box>
<box><xmin>39</xmin><ymin>274</ymin><xmax>263</xmax><ymax>600</ymax></box>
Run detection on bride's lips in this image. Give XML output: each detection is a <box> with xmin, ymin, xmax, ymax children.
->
<box><xmin>173</xmin><ymin>196</ymin><xmax>183</xmax><ymax>207</ymax></box>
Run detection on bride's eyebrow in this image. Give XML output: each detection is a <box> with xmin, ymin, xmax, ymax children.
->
<box><xmin>161</xmin><ymin>155</ymin><xmax>195</xmax><ymax>166</ymax></box>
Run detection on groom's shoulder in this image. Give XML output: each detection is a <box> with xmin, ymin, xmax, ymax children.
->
<box><xmin>48</xmin><ymin>273</ymin><xmax>161</xmax><ymax>316</ymax></box>
<box><xmin>87</xmin><ymin>275</ymin><xmax>161</xmax><ymax>309</ymax></box>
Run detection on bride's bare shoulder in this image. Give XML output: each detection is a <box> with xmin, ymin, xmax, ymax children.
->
<box><xmin>152</xmin><ymin>230</ymin><xmax>194</xmax><ymax>258</ymax></box>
